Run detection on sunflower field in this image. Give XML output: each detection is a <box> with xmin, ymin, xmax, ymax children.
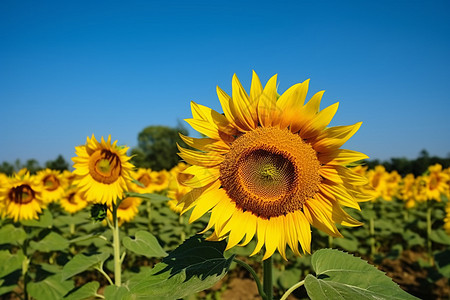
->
<box><xmin>1</xmin><ymin>73</ymin><xmax>449</xmax><ymax>300</ymax></box>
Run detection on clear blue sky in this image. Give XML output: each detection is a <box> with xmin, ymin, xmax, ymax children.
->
<box><xmin>1</xmin><ymin>0</ymin><xmax>449</xmax><ymax>166</ymax></box>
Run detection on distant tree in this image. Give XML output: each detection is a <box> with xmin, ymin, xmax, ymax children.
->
<box><xmin>130</xmin><ymin>125</ymin><xmax>189</xmax><ymax>171</ymax></box>
<box><xmin>45</xmin><ymin>155</ymin><xmax>69</xmax><ymax>171</ymax></box>
<box><xmin>0</xmin><ymin>161</ymin><xmax>14</xmax><ymax>175</ymax></box>
<box><xmin>24</xmin><ymin>159</ymin><xmax>42</xmax><ymax>174</ymax></box>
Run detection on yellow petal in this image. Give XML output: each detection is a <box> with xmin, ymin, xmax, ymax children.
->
<box><xmin>257</xmin><ymin>74</ymin><xmax>278</xmax><ymax>127</ymax></box>
<box><xmin>189</xmin><ymin>188</ymin><xmax>224</xmax><ymax>222</ymax></box>
<box><xmin>251</xmin><ymin>217</ymin><xmax>269</xmax><ymax>256</ymax></box>
<box><xmin>293</xmin><ymin>210</ymin><xmax>311</xmax><ymax>254</ymax></box>
<box><xmin>177</xmin><ymin>145</ymin><xmax>224</xmax><ymax>167</ymax></box>
<box><xmin>231</xmin><ymin>74</ymin><xmax>258</xmax><ymax>130</ymax></box>
<box><xmin>291</xmin><ymin>90</ymin><xmax>325</xmax><ymax>133</ymax></box>
<box><xmin>179</xmin><ymin>133</ymin><xmax>230</xmax><ymax>153</ymax></box>
<box><xmin>300</xmin><ymin>102</ymin><xmax>339</xmax><ymax>139</ymax></box>
<box><xmin>319</xmin><ymin>149</ymin><xmax>369</xmax><ymax>165</ymax></box>
<box><xmin>179</xmin><ymin>165</ymin><xmax>220</xmax><ymax>188</ymax></box>
<box><xmin>276</xmin><ymin>80</ymin><xmax>309</xmax><ymax>129</ymax></box>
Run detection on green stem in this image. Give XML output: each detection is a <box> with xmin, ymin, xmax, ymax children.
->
<box><xmin>369</xmin><ymin>213</ymin><xmax>375</xmax><ymax>257</ymax></box>
<box><xmin>111</xmin><ymin>203</ymin><xmax>122</xmax><ymax>286</ymax></box>
<box><xmin>94</xmin><ymin>266</ymin><xmax>114</xmax><ymax>286</ymax></box>
<box><xmin>426</xmin><ymin>202</ymin><xmax>433</xmax><ymax>262</ymax></box>
<box><xmin>146</xmin><ymin>200</ymin><xmax>152</xmax><ymax>231</ymax></box>
<box><xmin>328</xmin><ymin>235</ymin><xmax>333</xmax><ymax>248</ymax></box>
<box><xmin>280</xmin><ymin>279</ymin><xmax>305</xmax><ymax>300</ymax></box>
<box><xmin>233</xmin><ymin>258</ymin><xmax>265</xmax><ymax>299</ymax></box>
<box><xmin>263</xmin><ymin>257</ymin><xmax>273</xmax><ymax>300</ymax></box>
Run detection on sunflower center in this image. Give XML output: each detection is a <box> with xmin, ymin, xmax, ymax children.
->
<box><xmin>43</xmin><ymin>175</ymin><xmax>60</xmax><ymax>191</ymax></box>
<box><xmin>89</xmin><ymin>149</ymin><xmax>122</xmax><ymax>184</ymax></box>
<box><xmin>138</xmin><ymin>174</ymin><xmax>152</xmax><ymax>187</ymax></box>
<box><xmin>9</xmin><ymin>185</ymin><xmax>35</xmax><ymax>205</ymax></box>
<box><xmin>220</xmin><ymin>127</ymin><xmax>321</xmax><ymax>219</ymax></box>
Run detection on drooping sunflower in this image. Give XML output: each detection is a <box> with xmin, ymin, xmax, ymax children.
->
<box><xmin>36</xmin><ymin>169</ymin><xmax>67</xmax><ymax>203</ymax></box>
<box><xmin>59</xmin><ymin>185</ymin><xmax>88</xmax><ymax>214</ymax></box>
<box><xmin>0</xmin><ymin>169</ymin><xmax>45</xmax><ymax>222</ymax></box>
<box><xmin>177</xmin><ymin>72</ymin><xmax>370</xmax><ymax>259</ymax></box>
<box><xmin>72</xmin><ymin>135</ymin><xmax>135</xmax><ymax>206</ymax></box>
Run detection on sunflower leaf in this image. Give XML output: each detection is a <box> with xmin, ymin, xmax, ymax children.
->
<box><xmin>117</xmin><ymin>236</ymin><xmax>234</xmax><ymax>300</ymax></box>
<box><xmin>0</xmin><ymin>250</ymin><xmax>26</xmax><ymax>278</ymax></box>
<box><xmin>20</xmin><ymin>209</ymin><xmax>53</xmax><ymax>228</ymax></box>
<box><xmin>0</xmin><ymin>224</ymin><xmax>27</xmax><ymax>245</ymax></box>
<box><xmin>124</xmin><ymin>192</ymin><xmax>171</xmax><ymax>202</ymax></box>
<box><xmin>122</xmin><ymin>230</ymin><xmax>168</xmax><ymax>258</ymax></box>
<box><xmin>304</xmin><ymin>248</ymin><xmax>418</xmax><ymax>300</ymax></box>
<box><xmin>61</xmin><ymin>252</ymin><xmax>110</xmax><ymax>281</ymax></box>
<box><xmin>27</xmin><ymin>274</ymin><xmax>74</xmax><ymax>300</ymax></box>
<box><xmin>63</xmin><ymin>281</ymin><xmax>100</xmax><ymax>300</ymax></box>
<box><xmin>30</xmin><ymin>232</ymin><xmax>69</xmax><ymax>252</ymax></box>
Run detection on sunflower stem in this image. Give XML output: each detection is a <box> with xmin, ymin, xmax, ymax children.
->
<box><xmin>111</xmin><ymin>202</ymin><xmax>122</xmax><ymax>286</ymax></box>
<box><xmin>263</xmin><ymin>256</ymin><xmax>273</xmax><ymax>300</ymax></box>
<box><xmin>233</xmin><ymin>258</ymin><xmax>265</xmax><ymax>299</ymax></box>
<box><xmin>426</xmin><ymin>201</ymin><xmax>433</xmax><ymax>264</ymax></box>
<box><xmin>280</xmin><ymin>279</ymin><xmax>305</xmax><ymax>300</ymax></box>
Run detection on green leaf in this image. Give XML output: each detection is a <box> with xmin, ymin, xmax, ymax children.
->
<box><xmin>30</xmin><ymin>232</ymin><xmax>69</xmax><ymax>252</ymax></box>
<box><xmin>61</xmin><ymin>252</ymin><xmax>110</xmax><ymax>281</ymax></box>
<box><xmin>434</xmin><ymin>249</ymin><xmax>450</xmax><ymax>278</ymax></box>
<box><xmin>125</xmin><ymin>192</ymin><xmax>171</xmax><ymax>202</ymax></box>
<box><xmin>21</xmin><ymin>209</ymin><xmax>53</xmax><ymax>228</ymax></box>
<box><xmin>122</xmin><ymin>230</ymin><xmax>168</xmax><ymax>258</ymax></box>
<box><xmin>104</xmin><ymin>285</ymin><xmax>130</xmax><ymax>300</ymax></box>
<box><xmin>304</xmin><ymin>248</ymin><xmax>418</xmax><ymax>300</ymax></box>
<box><xmin>430</xmin><ymin>229</ymin><xmax>450</xmax><ymax>246</ymax></box>
<box><xmin>63</xmin><ymin>281</ymin><xmax>100</xmax><ymax>300</ymax></box>
<box><xmin>0</xmin><ymin>224</ymin><xmax>27</xmax><ymax>245</ymax></box>
<box><xmin>122</xmin><ymin>236</ymin><xmax>234</xmax><ymax>299</ymax></box>
<box><xmin>27</xmin><ymin>274</ymin><xmax>74</xmax><ymax>300</ymax></box>
<box><xmin>0</xmin><ymin>250</ymin><xmax>26</xmax><ymax>278</ymax></box>
<box><xmin>0</xmin><ymin>279</ymin><xmax>16</xmax><ymax>296</ymax></box>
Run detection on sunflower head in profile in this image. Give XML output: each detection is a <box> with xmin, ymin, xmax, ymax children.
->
<box><xmin>109</xmin><ymin>196</ymin><xmax>142</xmax><ymax>225</ymax></box>
<box><xmin>72</xmin><ymin>135</ymin><xmax>134</xmax><ymax>206</ymax></box>
<box><xmin>177</xmin><ymin>72</ymin><xmax>371</xmax><ymax>260</ymax></box>
<box><xmin>0</xmin><ymin>169</ymin><xmax>45</xmax><ymax>222</ymax></box>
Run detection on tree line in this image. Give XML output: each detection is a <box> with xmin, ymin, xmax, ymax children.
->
<box><xmin>1</xmin><ymin>126</ymin><xmax>448</xmax><ymax>177</ymax></box>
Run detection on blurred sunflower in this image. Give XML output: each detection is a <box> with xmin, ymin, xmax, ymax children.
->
<box><xmin>167</xmin><ymin>166</ymin><xmax>191</xmax><ymax>214</ymax></box>
<box><xmin>113</xmin><ymin>196</ymin><xmax>142</xmax><ymax>224</ymax></box>
<box><xmin>36</xmin><ymin>169</ymin><xmax>66</xmax><ymax>203</ymax></box>
<box><xmin>72</xmin><ymin>135</ymin><xmax>134</xmax><ymax>206</ymax></box>
<box><xmin>59</xmin><ymin>185</ymin><xmax>88</xmax><ymax>214</ymax></box>
<box><xmin>0</xmin><ymin>169</ymin><xmax>44</xmax><ymax>221</ymax></box>
<box><xmin>425</xmin><ymin>164</ymin><xmax>449</xmax><ymax>201</ymax></box>
<box><xmin>177</xmin><ymin>72</ymin><xmax>369</xmax><ymax>259</ymax></box>
<box><xmin>366</xmin><ymin>165</ymin><xmax>388</xmax><ymax>201</ymax></box>
<box><xmin>129</xmin><ymin>168</ymin><xmax>154</xmax><ymax>193</ymax></box>
<box><xmin>444</xmin><ymin>202</ymin><xmax>450</xmax><ymax>235</ymax></box>
<box><xmin>151</xmin><ymin>170</ymin><xmax>170</xmax><ymax>192</ymax></box>
<box><xmin>399</xmin><ymin>174</ymin><xmax>416</xmax><ymax>209</ymax></box>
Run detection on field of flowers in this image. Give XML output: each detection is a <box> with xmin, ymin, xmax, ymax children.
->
<box><xmin>1</xmin><ymin>74</ymin><xmax>449</xmax><ymax>300</ymax></box>
<box><xmin>0</xmin><ymin>159</ymin><xmax>449</xmax><ymax>300</ymax></box>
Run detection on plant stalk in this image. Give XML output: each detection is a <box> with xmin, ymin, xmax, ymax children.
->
<box><xmin>263</xmin><ymin>256</ymin><xmax>273</xmax><ymax>300</ymax></box>
<box><xmin>233</xmin><ymin>258</ymin><xmax>265</xmax><ymax>299</ymax></box>
<box><xmin>280</xmin><ymin>279</ymin><xmax>305</xmax><ymax>300</ymax></box>
<box><xmin>111</xmin><ymin>202</ymin><xmax>122</xmax><ymax>286</ymax></box>
<box><xmin>426</xmin><ymin>201</ymin><xmax>433</xmax><ymax>263</ymax></box>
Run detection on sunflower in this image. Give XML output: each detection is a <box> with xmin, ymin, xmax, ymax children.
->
<box><xmin>59</xmin><ymin>185</ymin><xmax>88</xmax><ymax>214</ymax></box>
<box><xmin>167</xmin><ymin>164</ymin><xmax>191</xmax><ymax>214</ymax></box>
<box><xmin>177</xmin><ymin>72</ymin><xmax>369</xmax><ymax>259</ymax></box>
<box><xmin>0</xmin><ymin>169</ymin><xmax>45</xmax><ymax>222</ymax></box>
<box><xmin>72</xmin><ymin>135</ymin><xmax>134</xmax><ymax>206</ymax></box>
<box><xmin>399</xmin><ymin>174</ymin><xmax>416</xmax><ymax>209</ymax></box>
<box><xmin>36</xmin><ymin>169</ymin><xmax>66</xmax><ymax>203</ymax></box>
<box><xmin>424</xmin><ymin>164</ymin><xmax>449</xmax><ymax>201</ymax></box>
<box><xmin>444</xmin><ymin>202</ymin><xmax>450</xmax><ymax>235</ymax></box>
<box><xmin>112</xmin><ymin>196</ymin><xmax>142</xmax><ymax>224</ymax></box>
<box><xmin>129</xmin><ymin>168</ymin><xmax>155</xmax><ymax>194</ymax></box>
<box><xmin>366</xmin><ymin>165</ymin><xmax>388</xmax><ymax>201</ymax></box>
<box><xmin>151</xmin><ymin>170</ymin><xmax>170</xmax><ymax>192</ymax></box>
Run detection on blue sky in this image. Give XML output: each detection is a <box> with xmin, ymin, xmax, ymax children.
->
<box><xmin>1</xmin><ymin>0</ymin><xmax>449</xmax><ymax>166</ymax></box>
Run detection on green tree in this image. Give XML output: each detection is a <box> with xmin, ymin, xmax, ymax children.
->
<box><xmin>45</xmin><ymin>155</ymin><xmax>69</xmax><ymax>171</ymax></box>
<box><xmin>130</xmin><ymin>125</ymin><xmax>189</xmax><ymax>171</ymax></box>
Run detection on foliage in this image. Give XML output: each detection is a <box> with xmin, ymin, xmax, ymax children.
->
<box><xmin>130</xmin><ymin>125</ymin><xmax>189</xmax><ymax>171</ymax></box>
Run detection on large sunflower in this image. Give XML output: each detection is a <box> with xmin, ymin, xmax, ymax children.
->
<box><xmin>177</xmin><ymin>72</ymin><xmax>370</xmax><ymax>259</ymax></box>
<box><xmin>0</xmin><ymin>169</ymin><xmax>45</xmax><ymax>222</ymax></box>
<box><xmin>72</xmin><ymin>135</ymin><xmax>134</xmax><ymax>206</ymax></box>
